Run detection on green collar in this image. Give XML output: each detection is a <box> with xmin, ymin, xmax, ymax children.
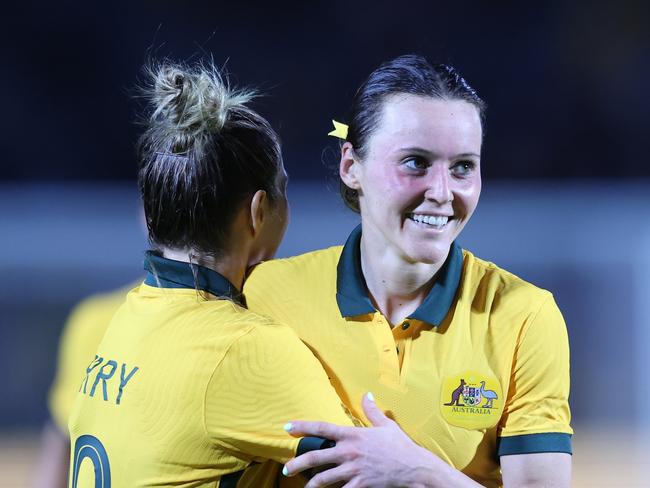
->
<box><xmin>144</xmin><ymin>251</ymin><xmax>245</xmax><ymax>306</ymax></box>
<box><xmin>335</xmin><ymin>225</ymin><xmax>463</xmax><ymax>326</ymax></box>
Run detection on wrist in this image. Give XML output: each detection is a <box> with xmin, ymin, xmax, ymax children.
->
<box><xmin>405</xmin><ymin>446</ymin><xmax>446</xmax><ymax>487</ymax></box>
<box><xmin>407</xmin><ymin>446</ymin><xmax>482</xmax><ymax>488</ymax></box>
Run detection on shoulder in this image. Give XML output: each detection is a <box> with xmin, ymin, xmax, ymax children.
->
<box><xmin>461</xmin><ymin>249</ymin><xmax>554</xmax><ymax>312</ymax></box>
<box><xmin>244</xmin><ymin>246</ymin><xmax>343</xmax><ymax>296</ymax></box>
<box><xmin>460</xmin><ymin>251</ymin><xmax>569</xmax><ymax>376</ymax></box>
<box><xmin>206</xmin><ymin>309</ymin><xmax>315</xmax><ymax>381</ymax></box>
<box><xmin>250</xmin><ymin>246</ymin><xmax>343</xmax><ymax>279</ymax></box>
<box><xmin>231</xmin><ymin>313</ymin><xmax>302</xmax><ymax>348</ymax></box>
<box><xmin>188</xmin><ymin>295</ymin><xmax>300</xmax><ymax>344</ymax></box>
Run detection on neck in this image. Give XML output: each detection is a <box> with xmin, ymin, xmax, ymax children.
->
<box><xmin>161</xmin><ymin>247</ymin><xmax>247</xmax><ymax>291</ymax></box>
<box><xmin>359</xmin><ymin>235</ymin><xmax>447</xmax><ymax>326</ymax></box>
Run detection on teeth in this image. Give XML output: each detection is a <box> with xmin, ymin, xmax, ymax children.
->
<box><xmin>410</xmin><ymin>214</ymin><xmax>449</xmax><ymax>227</ymax></box>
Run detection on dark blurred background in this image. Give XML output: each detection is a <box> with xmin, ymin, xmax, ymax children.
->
<box><xmin>1</xmin><ymin>1</ymin><xmax>649</xmax><ymax>484</ymax></box>
<box><xmin>2</xmin><ymin>0</ymin><xmax>648</xmax><ymax>182</ymax></box>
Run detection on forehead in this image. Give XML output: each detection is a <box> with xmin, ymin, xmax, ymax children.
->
<box><xmin>368</xmin><ymin>95</ymin><xmax>483</xmax><ymax>157</ymax></box>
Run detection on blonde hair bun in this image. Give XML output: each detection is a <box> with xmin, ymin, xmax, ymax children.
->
<box><xmin>143</xmin><ymin>61</ymin><xmax>255</xmax><ymax>152</ymax></box>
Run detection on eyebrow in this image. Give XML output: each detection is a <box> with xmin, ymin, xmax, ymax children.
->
<box><xmin>397</xmin><ymin>147</ymin><xmax>481</xmax><ymax>159</ymax></box>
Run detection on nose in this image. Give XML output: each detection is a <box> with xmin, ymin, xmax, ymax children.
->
<box><xmin>423</xmin><ymin>164</ymin><xmax>453</xmax><ymax>204</ymax></box>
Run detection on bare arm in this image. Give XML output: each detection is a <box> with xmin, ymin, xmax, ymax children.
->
<box><xmin>501</xmin><ymin>452</ymin><xmax>571</xmax><ymax>488</ymax></box>
<box><xmin>32</xmin><ymin>420</ymin><xmax>69</xmax><ymax>488</ymax></box>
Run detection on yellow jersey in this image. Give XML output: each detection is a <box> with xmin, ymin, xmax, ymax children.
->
<box><xmin>244</xmin><ymin>225</ymin><xmax>572</xmax><ymax>487</ymax></box>
<box><xmin>68</xmin><ymin>252</ymin><xmax>352</xmax><ymax>487</ymax></box>
<box><xmin>49</xmin><ymin>283</ymin><xmax>137</xmax><ymax>434</ymax></box>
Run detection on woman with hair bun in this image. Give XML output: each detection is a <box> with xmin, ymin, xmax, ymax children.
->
<box><xmin>245</xmin><ymin>54</ymin><xmax>572</xmax><ymax>487</ymax></box>
<box><xmin>67</xmin><ymin>60</ymin><xmax>352</xmax><ymax>487</ymax></box>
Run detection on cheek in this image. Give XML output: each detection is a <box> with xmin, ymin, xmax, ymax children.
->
<box><xmin>370</xmin><ymin>178</ymin><xmax>419</xmax><ymax>217</ymax></box>
<box><xmin>455</xmin><ymin>178</ymin><xmax>481</xmax><ymax>213</ymax></box>
<box><xmin>366</xmin><ymin>166</ymin><xmax>425</xmax><ymax>198</ymax></box>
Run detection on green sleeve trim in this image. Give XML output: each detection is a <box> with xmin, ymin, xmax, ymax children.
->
<box><xmin>498</xmin><ymin>432</ymin><xmax>572</xmax><ymax>456</ymax></box>
<box><xmin>297</xmin><ymin>436</ymin><xmax>335</xmax><ymax>456</ymax></box>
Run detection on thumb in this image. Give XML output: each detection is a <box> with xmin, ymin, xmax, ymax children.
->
<box><xmin>362</xmin><ymin>392</ymin><xmax>391</xmax><ymax>427</ymax></box>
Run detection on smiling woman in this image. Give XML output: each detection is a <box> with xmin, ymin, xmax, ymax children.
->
<box><xmin>244</xmin><ymin>55</ymin><xmax>572</xmax><ymax>487</ymax></box>
<box><xmin>340</xmin><ymin>95</ymin><xmax>482</xmax><ymax>283</ymax></box>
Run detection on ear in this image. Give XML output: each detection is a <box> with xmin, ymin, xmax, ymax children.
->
<box><xmin>249</xmin><ymin>190</ymin><xmax>267</xmax><ymax>237</ymax></box>
<box><xmin>339</xmin><ymin>142</ymin><xmax>362</xmax><ymax>190</ymax></box>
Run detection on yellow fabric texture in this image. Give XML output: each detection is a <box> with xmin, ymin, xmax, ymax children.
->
<box><xmin>244</xmin><ymin>246</ymin><xmax>572</xmax><ymax>487</ymax></box>
<box><xmin>68</xmin><ymin>284</ymin><xmax>352</xmax><ymax>487</ymax></box>
<box><xmin>48</xmin><ymin>283</ymin><xmax>136</xmax><ymax>434</ymax></box>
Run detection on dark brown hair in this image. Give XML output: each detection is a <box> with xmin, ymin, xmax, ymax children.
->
<box><xmin>341</xmin><ymin>54</ymin><xmax>486</xmax><ymax>212</ymax></box>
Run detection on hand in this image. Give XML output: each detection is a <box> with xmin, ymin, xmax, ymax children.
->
<box><xmin>283</xmin><ymin>393</ymin><xmax>468</xmax><ymax>488</ymax></box>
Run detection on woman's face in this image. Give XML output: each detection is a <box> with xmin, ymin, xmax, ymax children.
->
<box><xmin>343</xmin><ymin>95</ymin><xmax>482</xmax><ymax>265</ymax></box>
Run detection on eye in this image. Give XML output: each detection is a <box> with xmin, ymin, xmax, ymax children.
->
<box><xmin>403</xmin><ymin>156</ymin><xmax>430</xmax><ymax>171</ymax></box>
<box><xmin>450</xmin><ymin>160</ymin><xmax>476</xmax><ymax>177</ymax></box>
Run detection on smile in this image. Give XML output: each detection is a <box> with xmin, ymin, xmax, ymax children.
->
<box><xmin>407</xmin><ymin>213</ymin><xmax>451</xmax><ymax>228</ymax></box>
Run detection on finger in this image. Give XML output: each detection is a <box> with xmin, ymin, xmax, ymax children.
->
<box><xmin>283</xmin><ymin>447</ymin><xmax>340</xmax><ymax>476</ymax></box>
<box><xmin>304</xmin><ymin>463</ymin><xmax>358</xmax><ymax>488</ymax></box>
<box><xmin>284</xmin><ymin>420</ymin><xmax>349</xmax><ymax>440</ymax></box>
<box><xmin>361</xmin><ymin>392</ymin><xmax>391</xmax><ymax>427</ymax></box>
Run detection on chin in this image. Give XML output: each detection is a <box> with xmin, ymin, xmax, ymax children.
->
<box><xmin>402</xmin><ymin>239</ymin><xmax>452</xmax><ymax>265</ymax></box>
<box><xmin>405</xmin><ymin>249</ymin><xmax>449</xmax><ymax>265</ymax></box>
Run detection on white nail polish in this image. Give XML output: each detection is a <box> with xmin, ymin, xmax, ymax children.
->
<box><xmin>283</xmin><ymin>422</ymin><xmax>293</xmax><ymax>432</ymax></box>
<box><xmin>282</xmin><ymin>466</ymin><xmax>289</xmax><ymax>476</ymax></box>
<box><xmin>367</xmin><ymin>391</ymin><xmax>375</xmax><ymax>402</ymax></box>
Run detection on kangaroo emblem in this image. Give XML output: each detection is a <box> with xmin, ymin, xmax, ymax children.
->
<box><xmin>444</xmin><ymin>379</ymin><xmax>466</xmax><ymax>406</ymax></box>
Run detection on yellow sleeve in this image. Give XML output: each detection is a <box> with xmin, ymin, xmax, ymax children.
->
<box><xmin>47</xmin><ymin>289</ymin><xmax>129</xmax><ymax>433</ymax></box>
<box><xmin>204</xmin><ymin>321</ymin><xmax>353</xmax><ymax>464</ymax></box>
<box><xmin>497</xmin><ymin>294</ymin><xmax>572</xmax><ymax>455</ymax></box>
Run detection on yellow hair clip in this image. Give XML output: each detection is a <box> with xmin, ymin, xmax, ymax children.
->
<box><xmin>328</xmin><ymin>120</ymin><xmax>348</xmax><ymax>140</ymax></box>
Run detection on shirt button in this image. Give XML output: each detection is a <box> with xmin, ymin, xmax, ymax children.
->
<box><xmin>401</xmin><ymin>322</ymin><xmax>410</xmax><ymax>330</ymax></box>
